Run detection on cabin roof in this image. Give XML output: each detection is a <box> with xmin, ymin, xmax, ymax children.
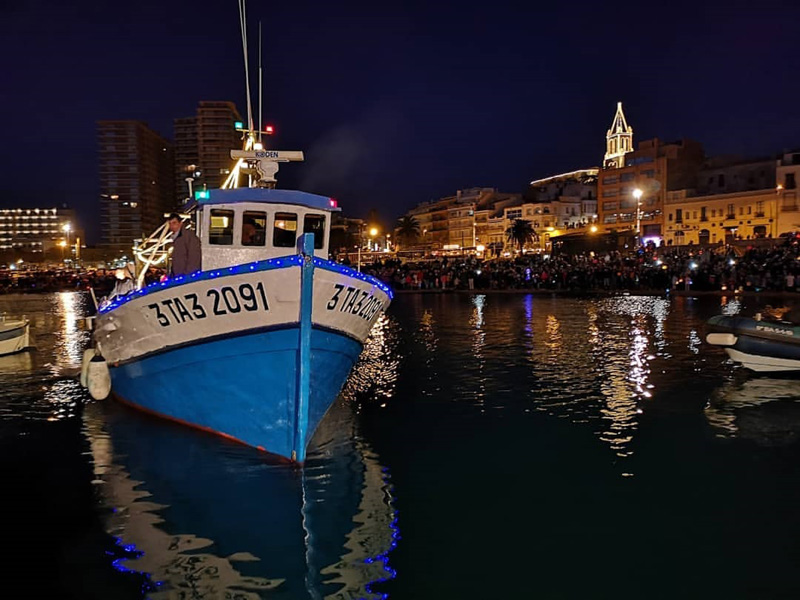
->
<box><xmin>200</xmin><ymin>188</ymin><xmax>341</xmax><ymax>211</ymax></box>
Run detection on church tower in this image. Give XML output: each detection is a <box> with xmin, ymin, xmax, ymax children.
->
<box><xmin>604</xmin><ymin>102</ymin><xmax>633</xmax><ymax>169</ymax></box>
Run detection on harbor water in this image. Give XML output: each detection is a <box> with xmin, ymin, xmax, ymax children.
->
<box><xmin>2</xmin><ymin>291</ymin><xmax>800</xmax><ymax>598</ymax></box>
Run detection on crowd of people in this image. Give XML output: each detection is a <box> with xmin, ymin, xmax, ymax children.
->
<box><xmin>4</xmin><ymin>236</ymin><xmax>800</xmax><ymax>297</ymax></box>
<box><xmin>354</xmin><ymin>238</ymin><xmax>800</xmax><ymax>294</ymax></box>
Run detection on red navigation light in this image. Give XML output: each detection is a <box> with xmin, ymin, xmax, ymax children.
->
<box><xmin>329</xmin><ymin>198</ymin><xmax>338</xmax><ymax>208</ymax></box>
<box><xmin>264</xmin><ymin>125</ymin><xmax>274</xmax><ymax>135</ymax></box>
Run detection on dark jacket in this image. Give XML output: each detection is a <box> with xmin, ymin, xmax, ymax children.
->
<box><xmin>171</xmin><ymin>226</ymin><xmax>202</xmax><ymax>276</ymax></box>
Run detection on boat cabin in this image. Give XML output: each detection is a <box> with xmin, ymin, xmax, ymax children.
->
<box><xmin>195</xmin><ymin>188</ymin><xmax>340</xmax><ymax>271</ymax></box>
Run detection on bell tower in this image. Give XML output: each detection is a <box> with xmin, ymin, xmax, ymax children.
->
<box><xmin>604</xmin><ymin>102</ymin><xmax>633</xmax><ymax>169</ymax></box>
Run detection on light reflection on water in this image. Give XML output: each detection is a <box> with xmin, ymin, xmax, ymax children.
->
<box><xmin>0</xmin><ymin>292</ymin><xmax>91</xmax><ymax>423</ymax></box>
<box><xmin>705</xmin><ymin>374</ymin><xmax>800</xmax><ymax>445</ymax></box>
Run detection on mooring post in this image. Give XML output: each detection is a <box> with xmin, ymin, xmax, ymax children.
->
<box><xmin>293</xmin><ymin>233</ymin><xmax>315</xmax><ymax>463</ymax></box>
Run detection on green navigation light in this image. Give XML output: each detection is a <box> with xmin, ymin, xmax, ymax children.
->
<box><xmin>234</xmin><ymin>121</ymin><xmax>244</xmax><ymax>129</ymax></box>
<box><xmin>194</xmin><ymin>190</ymin><xmax>210</xmax><ymax>200</ymax></box>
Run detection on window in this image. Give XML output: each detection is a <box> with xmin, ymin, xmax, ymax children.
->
<box><xmin>273</xmin><ymin>212</ymin><xmax>298</xmax><ymax>247</ymax></box>
<box><xmin>603</xmin><ymin>175</ymin><xmax>618</xmax><ymax>184</ymax></box>
<box><xmin>786</xmin><ymin>173</ymin><xmax>797</xmax><ymax>189</ymax></box>
<box><xmin>209</xmin><ymin>209</ymin><xmax>234</xmax><ymax>245</ymax></box>
<box><xmin>718</xmin><ymin>174</ymin><xmax>725</xmax><ymax>187</ymax></box>
<box><xmin>755</xmin><ymin>201</ymin><xmax>765</xmax><ymax>217</ymax></box>
<box><xmin>675</xmin><ymin>209</ymin><xmax>683</xmax><ymax>223</ymax></box>
<box><xmin>241</xmin><ymin>211</ymin><xmax>266</xmax><ymax>246</ymax></box>
<box><xmin>642</xmin><ymin>169</ymin><xmax>655</xmax><ymax>178</ymax></box>
<box><xmin>303</xmin><ymin>214</ymin><xmax>326</xmax><ymax>249</ymax></box>
<box><xmin>603</xmin><ymin>201</ymin><xmax>618</xmax><ymax>211</ymax></box>
<box><xmin>620</xmin><ymin>172</ymin><xmax>635</xmax><ymax>182</ymax></box>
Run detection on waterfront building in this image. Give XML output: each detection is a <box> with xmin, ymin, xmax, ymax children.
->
<box><xmin>0</xmin><ymin>206</ymin><xmax>80</xmax><ymax>256</ymax></box>
<box><xmin>598</xmin><ymin>136</ymin><xmax>705</xmax><ymax>239</ymax></box>
<box><xmin>403</xmin><ymin>188</ymin><xmax>520</xmax><ymax>254</ymax></box>
<box><xmin>663</xmin><ymin>155</ymin><xmax>780</xmax><ymax>245</ymax></box>
<box><xmin>776</xmin><ymin>149</ymin><xmax>800</xmax><ymax>234</ymax></box>
<box><xmin>664</xmin><ymin>188</ymin><xmax>779</xmax><ymax>245</ymax></box>
<box><xmin>174</xmin><ymin>101</ymin><xmax>243</xmax><ymax>204</ymax></box>
<box><xmin>498</xmin><ymin>169</ymin><xmax>598</xmax><ymax>252</ymax></box>
<box><xmin>97</xmin><ymin>121</ymin><xmax>175</xmax><ymax>253</ymax></box>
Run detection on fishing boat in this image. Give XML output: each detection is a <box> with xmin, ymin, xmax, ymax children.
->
<box><xmin>706</xmin><ymin>314</ymin><xmax>800</xmax><ymax>372</ymax></box>
<box><xmin>85</xmin><ymin>3</ymin><xmax>392</xmax><ymax>462</ymax></box>
<box><xmin>0</xmin><ymin>315</ymin><xmax>30</xmax><ymax>357</ymax></box>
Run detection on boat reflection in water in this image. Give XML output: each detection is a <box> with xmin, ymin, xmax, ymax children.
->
<box><xmin>83</xmin><ymin>395</ymin><xmax>398</xmax><ymax>599</ymax></box>
<box><xmin>705</xmin><ymin>374</ymin><xmax>800</xmax><ymax>446</ymax></box>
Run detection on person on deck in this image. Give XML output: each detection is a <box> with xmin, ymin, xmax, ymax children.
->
<box><xmin>168</xmin><ymin>213</ymin><xmax>202</xmax><ymax>277</ymax></box>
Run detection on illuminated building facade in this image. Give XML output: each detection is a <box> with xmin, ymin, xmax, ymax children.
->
<box><xmin>0</xmin><ymin>207</ymin><xmax>78</xmax><ymax>254</ymax></box>
<box><xmin>97</xmin><ymin>120</ymin><xmax>174</xmax><ymax>253</ymax></box>
<box><xmin>663</xmin><ymin>155</ymin><xmax>780</xmax><ymax>244</ymax></box>
<box><xmin>776</xmin><ymin>149</ymin><xmax>800</xmax><ymax>234</ymax></box>
<box><xmin>597</xmin><ymin>136</ymin><xmax>705</xmax><ymax>238</ymax></box>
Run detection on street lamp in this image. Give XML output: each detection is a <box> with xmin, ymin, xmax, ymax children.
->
<box><xmin>62</xmin><ymin>222</ymin><xmax>71</xmax><ymax>248</ymax></box>
<box><xmin>632</xmin><ymin>188</ymin><xmax>643</xmax><ymax>245</ymax></box>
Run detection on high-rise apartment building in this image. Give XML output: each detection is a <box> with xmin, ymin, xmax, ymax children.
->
<box><xmin>174</xmin><ymin>116</ymin><xmax>199</xmax><ymax>204</ymax></box>
<box><xmin>97</xmin><ymin>121</ymin><xmax>175</xmax><ymax>253</ymax></box>
<box><xmin>0</xmin><ymin>206</ymin><xmax>79</xmax><ymax>254</ymax></box>
<box><xmin>174</xmin><ymin>101</ymin><xmax>243</xmax><ymax>204</ymax></box>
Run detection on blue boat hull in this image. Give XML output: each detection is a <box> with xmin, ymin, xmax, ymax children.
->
<box><xmin>109</xmin><ymin>326</ymin><xmax>363</xmax><ymax>461</ymax></box>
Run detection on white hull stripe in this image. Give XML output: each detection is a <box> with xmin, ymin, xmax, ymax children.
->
<box><xmin>99</xmin><ymin>254</ymin><xmax>392</xmax><ymax>316</ymax></box>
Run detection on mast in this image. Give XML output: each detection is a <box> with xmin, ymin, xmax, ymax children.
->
<box><xmin>238</xmin><ymin>0</ymin><xmax>254</xmax><ymax>133</ymax></box>
<box><xmin>259</xmin><ymin>21</ymin><xmax>263</xmax><ymax>143</ymax></box>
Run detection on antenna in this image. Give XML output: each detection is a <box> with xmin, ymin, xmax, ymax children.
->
<box><xmin>238</xmin><ymin>0</ymin><xmax>254</xmax><ymax>133</ymax></box>
<box><xmin>258</xmin><ymin>20</ymin><xmax>263</xmax><ymax>142</ymax></box>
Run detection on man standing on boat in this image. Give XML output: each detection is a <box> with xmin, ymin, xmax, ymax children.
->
<box><xmin>167</xmin><ymin>213</ymin><xmax>202</xmax><ymax>277</ymax></box>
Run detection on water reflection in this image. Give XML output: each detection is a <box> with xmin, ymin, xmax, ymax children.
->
<box><xmin>586</xmin><ymin>297</ymin><xmax>667</xmax><ymax>459</ymax></box>
<box><xmin>84</xmin><ymin>397</ymin><xmax>398</xmax><ymax>599</ymax></box>
<box><xmin>54</xmin><ymin>291</ymin><xmax>88</xmax><ymax>373</ymax></box>
<box><xmin>340</xmin><ymin>313</ymin><xmax>401</xmax><ymax>405</ymax></box>
<box><xmin>706</xmin><ymin>375</ymin><xmax>800</xmax><ymax>445</ymax></box>
<box><xmin>470</xmin><ymin>295</ymin><xmax>486</xmax><ymax>406</ymax></box>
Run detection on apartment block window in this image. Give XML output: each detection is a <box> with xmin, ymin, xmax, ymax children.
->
<box><xmin>786</xmin><ymin>173</ymin><xmax>797</xmax><ymax>189</ymax></box>
<box><xmin>620</xmin><ymin>173</ymin><xmax>635</xmax><ymax>182</ymax></box>
<box><xmin>755</xmin><ymin>201</ymin><xmax>765</xmax><ymax>217</ymax></box>
<box><xmin>675</xmin><ymin>209</ymin><xmax>683</xmax><ymax>223</ymax></box>
<box><xmin>727</xmin><ymin>204</ymin><xmax>735</xmax><ymax>218</ymax></box>
<box><xmin>718</xmin><ymin>174</ymin><xmax>725</xmax><ymax>187</ymax></box>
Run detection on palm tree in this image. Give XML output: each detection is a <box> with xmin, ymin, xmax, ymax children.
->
<box><xmin>395</xmin><ymin>215</ymin><xmax>421</xmax><ymax>248</ymax></box>
<box><xmin>506</xmin><ymin>219</ymin><xmax>537</xmax><ymax>253</ymax></box>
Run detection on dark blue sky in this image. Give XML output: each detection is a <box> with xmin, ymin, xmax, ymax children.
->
<box><xmin>3</xmin><ymin>0</ymin><xmax>800</xmax><ymax>243</ymax></box>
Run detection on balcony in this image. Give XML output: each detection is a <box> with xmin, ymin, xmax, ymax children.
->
<box><xmin>726</xmin><ymin>214</ymin><xmax>736</xmax><ymax>220</ymax></box>
<box><xmin>754</xmin><ymin>212</ymin><xmax>765</xmax><ymax>218</ymax></box>
<box><xmin>700</xmin><ymin>216</ymin><xmax>708</xmax><ymax>222</ymax></box>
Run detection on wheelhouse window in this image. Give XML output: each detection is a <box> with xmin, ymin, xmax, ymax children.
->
<box><xmin>241</xmin><ymin>211</ymin><xmax>267</xmax><ymax>246</ymax></box>
<box><xmin>209</xmin><ymin>209</ymin><xmax>234</xmax><ymax>245</ymax></box>
<box><xmin>303</xmin><ymin>214</ymin><xmax>326</xmax><ymax>249</ymax></box>
<box><xmin>273</xmin><ymin>212</ymin><xmax>298</xmax><ymax>247</ymax></box>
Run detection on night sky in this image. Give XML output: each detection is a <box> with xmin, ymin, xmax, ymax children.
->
<box><xmin>3</xmin><ymin>0</ymin><xmax>800</xmax><ymax>243</ymax></box>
